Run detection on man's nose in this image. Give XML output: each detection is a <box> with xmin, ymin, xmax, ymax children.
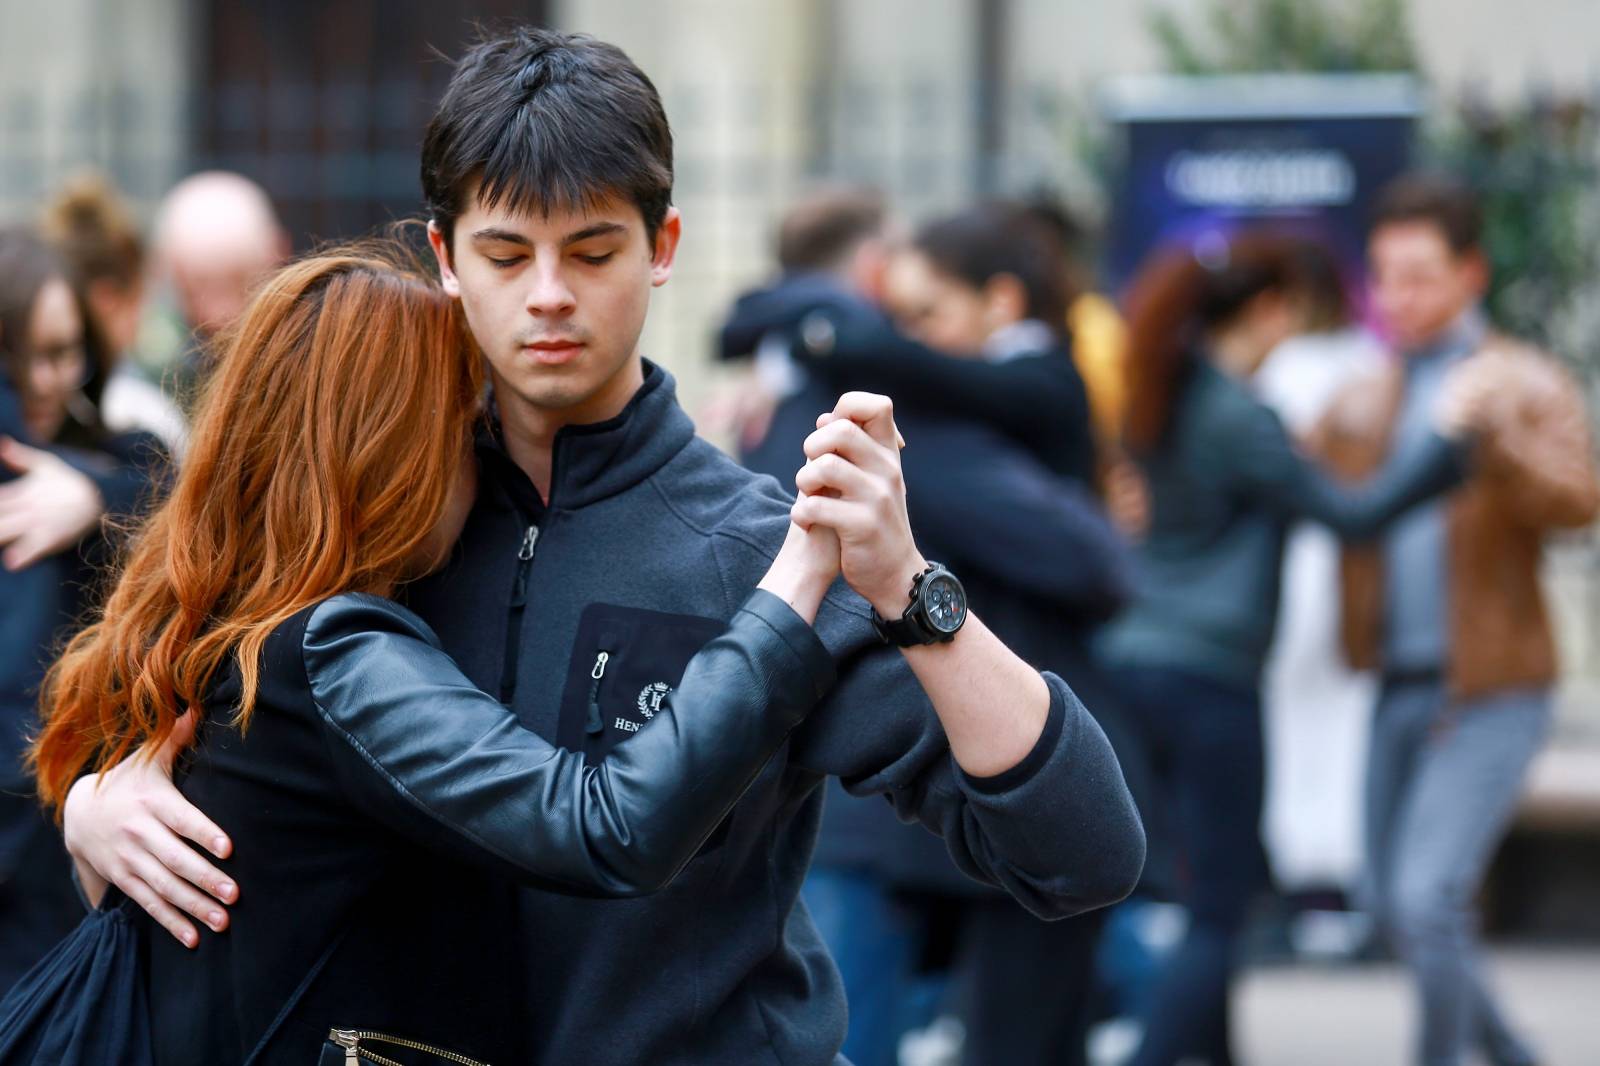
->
<box><xmin>524</xmin><ymin>262</ymin><xmax>577</xmax><ymax>317</ymax></box>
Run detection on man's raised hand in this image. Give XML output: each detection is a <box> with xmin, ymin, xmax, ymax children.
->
<box><xmin>792</xmin><ymin>393</ymin><xmax>925</xmax><ymax>619</ymax></box>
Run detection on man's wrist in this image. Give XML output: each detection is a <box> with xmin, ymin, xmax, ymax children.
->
<box><xmin>863</xmin><ymin>553</ymin><xmax>929</xmax><ymax>619</ymax></box>
<box><xmin>757</xmin><ymin>557</ymin><xmax>833</xmax><ymax>625</ymax></box>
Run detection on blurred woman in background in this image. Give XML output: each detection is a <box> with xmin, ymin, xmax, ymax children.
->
<box><xmin>42</xmin><ymin>173</ymin><xmax>187</xmax><ymax>459</ymax></box>
<box><xmin>0</xmin><ymin>225</ymin><xmax>168</xmax><ymax>991</ymax></box>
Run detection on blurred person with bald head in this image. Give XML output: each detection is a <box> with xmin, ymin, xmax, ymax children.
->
<box><xmin>139</xmin><ymin>171</ymin><xmax>288</xmax><ymax>403</ymax></box>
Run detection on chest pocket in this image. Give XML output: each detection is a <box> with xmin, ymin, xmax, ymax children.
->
<box><xmin>557</xmin><ymin>603</ymin><xmax>728</xmax><ymax>764</ymax></box>
<box><xmin>556</xmin><ymin>603</ymin><xmax>732</xmax><ymax>853</ymax></box>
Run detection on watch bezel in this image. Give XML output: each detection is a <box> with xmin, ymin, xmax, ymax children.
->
<box><xmin>872</xmin><ymin>562</ymin><xmax>967</xmax><ymax>646</ymax></box>
<box><xmin>916</xmin><ymin>570</ymin><xmax>967</xmax><ymax>636</ymax></box>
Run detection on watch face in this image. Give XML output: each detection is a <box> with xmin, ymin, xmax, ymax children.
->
<box><xmin>920</xmin><ymin>572</ymin><xmax>967</xmax><ymax>634</ymax></box>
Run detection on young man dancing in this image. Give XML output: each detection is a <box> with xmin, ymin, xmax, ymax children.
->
<box><xmin>62</xmin><ymin>28</ymin><xmax>1144</xmax><ymax>1064</ymax></box>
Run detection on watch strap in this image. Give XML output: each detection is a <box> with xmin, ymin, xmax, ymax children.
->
<box><xmin>873</xmin><ymin>610</ymin><xmax>935</xmax><ymax>647</ymax></box>
<box><xmin>871</xmin><ymin>563</ymin><xmax>957</xmax><ymax>647</ymax></box>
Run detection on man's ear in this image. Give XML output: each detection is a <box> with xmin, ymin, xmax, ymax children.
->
<box><xmin>650</xmin><ymin>207</ymin><xmax>683</xmax><ymax>288</ymax></box>
<box><xmin>428</xmin><ymin>221</ymin><xmax>462</xmax><ymax>299</ymax></box>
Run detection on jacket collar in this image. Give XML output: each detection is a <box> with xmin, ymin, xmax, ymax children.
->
<box><xmin>981</xmin><ymin>319</ymin><xmax>1059</xmax><ymax>363</ymax></box>
<box><xmin>477</xmin><ymin>359</ymin><xmax>697</xmax><ymax>514</ymax></box>
<box><xmin>1403</xmin><ymin>306</ymin><xmax>1487</xmax><ymax>365</ymax></box>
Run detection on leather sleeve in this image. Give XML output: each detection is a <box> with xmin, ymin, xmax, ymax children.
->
<box><xmin>300</xmin><ymin>590</ymin><xmax>835</xmax><ymax>898</ymax></box>
<box><xmin>1476</xmin><ymin>355</ymin><xmax>1600</xmax><ymax>530</ymax></box>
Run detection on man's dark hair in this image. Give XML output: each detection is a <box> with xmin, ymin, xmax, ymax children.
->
<box><xmin>915</xmin><ymin>202</ymin><xmax>1073</xmax><ymax>332</ymax></box>
<box><xmin>775</xmin><ymin>186</ymin><xmax>886</xmax><ymax>274</ymax></box>
<box><xmin>1370</xmin><ymin>173</ymin><xmax>1483</xmax><ymax>255</ymax></box>
<box><xmin>421</xmin><ymin>27</ymin><xmax>673</xmax><ymax>247</ymax></box>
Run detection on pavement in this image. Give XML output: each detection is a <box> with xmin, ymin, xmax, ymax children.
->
<box><xmin>1236</xmin><ymin>945</ymin><xmax>1600</xmax><ymax>1066</ymax></box>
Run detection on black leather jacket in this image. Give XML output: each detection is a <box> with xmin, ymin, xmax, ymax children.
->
<box><xmin>144</xmin><ymin>588</ymin><xmax>834</xmax><ymax>1064</ymax></box>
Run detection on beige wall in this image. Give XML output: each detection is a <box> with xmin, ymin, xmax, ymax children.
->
<box><xmin>7</xmin><ymin>0</ymin><xmax>1598</xmax><ymax>405</ymax></box>
<box><xmin>1408</xmin><ymin>0</ymin><xmax>1600</xmax><ymax>98</ymax></box>
<box><xmin>549</xmin><ymin>0</ymin><xmax>1600</xmax><ymax>409</ymax></box>
<box><xmin>0</xmin><ymin>0</ymin><xmax>191</xmax><ymax>223</ymax></box>
<box><xmin>551</xmin><ymin>0</ymin><xmax>826</xmax><ymax>413</ymax></box>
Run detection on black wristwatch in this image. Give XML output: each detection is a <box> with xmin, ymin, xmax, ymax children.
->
<box><xmin>872</xmin><ymin>562</ymin><xmax>968</xmax><ymax>647</ymax></box>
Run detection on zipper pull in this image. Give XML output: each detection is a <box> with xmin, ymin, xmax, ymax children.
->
<box><xmin>511</xmin><ymin>525</ymin><xmax>539</xmax><ymax>607</ymax></box>
<box><xmin>586</xmin><ymin>651</ymin><xmax>610</xmax><ymax>735</ymax></box>
<box><xmin>330</xmin><ymin>1030</ymin><xmax>360</xmax><ymax>1065</ymax></box>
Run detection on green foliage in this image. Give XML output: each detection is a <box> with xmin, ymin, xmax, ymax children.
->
<box><xmin>1149</xmin><ymin>0</ymin><xmax>1418</xmax><ymax>75</ymax></box>
<box><xmin>1145</xmin><ymin>1</ymin><xmax>1599</xmax><ymax>392</ymax></box>
<box><xmin>1425</xmin><ymin>98</ymin><xmax>1600</xmax><ymax>385</ymax></box>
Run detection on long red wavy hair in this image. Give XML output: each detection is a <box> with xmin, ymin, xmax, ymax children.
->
<box><xmin>32</xmin><ymin>241</ymin><xmax>483</xmax><ymax>812</ymax></box>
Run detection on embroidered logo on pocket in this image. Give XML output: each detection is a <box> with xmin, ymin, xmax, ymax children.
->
<box><xmin>636</xmin><ymin>681</ymin><xmax>673</xmax><ymax>719</ymax></box>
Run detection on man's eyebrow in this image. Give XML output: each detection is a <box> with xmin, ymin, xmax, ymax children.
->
<box><xmin>560</xmin><ymin>222</ymin><xmax>628</xmax><ymax>246</ymax></box>
<box><xmin>469</xmin><ymin>227</ymin><xmax>532</xmax><ymax>246</ymax></box>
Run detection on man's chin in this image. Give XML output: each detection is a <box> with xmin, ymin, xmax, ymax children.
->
<box><xmin>491</xmin><ymin>350</ymin><xmax>640</xmax><ymax>421</ymax></box>
<box><xmin>499</xmin><ymin>366</ymin><xmax>606</xmax><ymax>414</ymax></box>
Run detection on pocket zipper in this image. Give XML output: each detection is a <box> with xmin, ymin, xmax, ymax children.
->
<box><xmin>586</xmin><ymin>650</ymin><xmax>611</xmax><ymax>735</ymax></box>
<box><xmin>330</xmin><ymin>1028</ymin><xmax>489</xmax><ymax>1066</ymax></box>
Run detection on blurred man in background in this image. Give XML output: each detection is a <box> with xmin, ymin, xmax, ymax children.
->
<box><xmin>709</xmin><ymin>183</ymin><xmax>894</xmax><ymax>482</ymax></box>
<box><xmin>137</xmin><ymin>170</ymin><xmax>288</xmax><ymax>405</ymax></box>
<box><xmin>1316</xmin><ymin>174</ymin><xmax>1600</xmax><ymax>1066</ymax></box>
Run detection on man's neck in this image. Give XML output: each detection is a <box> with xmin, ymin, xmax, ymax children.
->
<box><xmin>494</xmin><ymin>356</ymin><xmax>647</xmax><ymax>501</ymax></box>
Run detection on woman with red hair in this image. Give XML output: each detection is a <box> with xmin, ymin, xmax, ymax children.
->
<box><xmin>21</xmin><ymin>241</ymin><xmax>840</xmax><ymax>1064</ymax></box>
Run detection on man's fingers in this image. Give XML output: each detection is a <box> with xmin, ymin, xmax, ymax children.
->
<box><xmin>118</xmin><ymin>872</ymin><xmax>201</xmax><ymax>948</ymax></box>
<box><xmin>128</xmin><ymin>847</ymin><xmax>230</xmax><ymax>933</ymax></box>
<box><xmin>795</xmin><ymin>453</ymin><xmax>876</xmax><ymax>502</ymax></box>
<box><xmin>154</xmin><ymin>787</ymin><xmax>233</xmax><ymax>864</ymax></box>
<box><xmin>791</xmin><ymin>493</ymin><xmax>868</xmax><ymax>533</ymax></box>
<box><xmin>830</xmin><ymin>392</ymin><xmax>899</xmax><ymax>451</ymax></box>
<box><xmin>802</xmin><ymin>419</ymin><xmax>896</xmax><ymax>477</ymax></box>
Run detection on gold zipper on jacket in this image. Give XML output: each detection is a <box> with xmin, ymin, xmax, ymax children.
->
<box><xmin>329</xmin><ymin>1028</ymin><xmax>490</xmax><ymax>1066</ymax></box>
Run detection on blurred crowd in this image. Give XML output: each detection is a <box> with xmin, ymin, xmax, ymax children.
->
<box><xmin>703</xmin><ymin>175</ymin><xmax>1597</xmax><ymax>1066</ymax></box>
<box><xmin>2</xmin><ymin>159</ymin><xmax>1597</xmax><ymax>1066</ymax></box>
<box><xmin>0</xmin><ymin>171</ymin><xmax>286</xmax><ymax>986</ymax></box>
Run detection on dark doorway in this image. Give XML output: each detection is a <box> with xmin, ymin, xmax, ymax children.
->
<box><xmin>195</xmin><ymin>0</ymin><xmax>546</xmax><ymax>246</ymax></box>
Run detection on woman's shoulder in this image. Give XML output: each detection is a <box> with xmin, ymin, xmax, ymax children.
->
<box><xmin>294</xmin><ymin>593</ymin><xmax>448</xmax><ymax>693</ymax></box>
<box><xmin>243</xmin><ymin>595</ymin><xmax>441</xmax><ymax>693</ymax></box>
<box><xmin>295</xmin><ymin>592</ymin><xmax>442</xmax><ymax>661</ymax></box>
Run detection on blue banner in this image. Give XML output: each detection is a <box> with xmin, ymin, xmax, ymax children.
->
<box><xmin>1104</xmin><ymin>75</ymin><xmax>1420</xmax><ymax>295</ymax></box>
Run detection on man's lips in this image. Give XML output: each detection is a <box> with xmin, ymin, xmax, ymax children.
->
<box><xmin>522</xmin><ymin>340</ymin><xmax>585</xmax><ymax>365</ymax></box>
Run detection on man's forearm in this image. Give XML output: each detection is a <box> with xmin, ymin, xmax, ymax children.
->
<box><xmin>899</xmin><ymin>612</ymin><xmax>1051</xmax><ymax>778</ymax></box>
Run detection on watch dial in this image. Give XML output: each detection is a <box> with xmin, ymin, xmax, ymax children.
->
<box><xmin>922</xmin><ymin>573</ymin><xmax>967</xmax><ymax>634</ymax></box>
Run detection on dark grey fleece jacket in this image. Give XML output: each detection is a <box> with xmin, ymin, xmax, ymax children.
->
<box><xmin>309</xmin><ymin>362</ymin><xmax>1145</xmax><ymax>1066</ymax></box>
